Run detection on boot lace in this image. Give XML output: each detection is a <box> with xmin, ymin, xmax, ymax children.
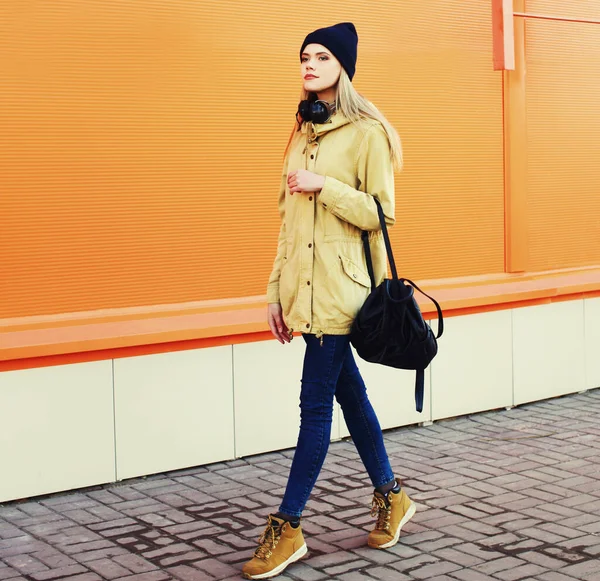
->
<box><xmin>254</xmin><ymin>520</ymin><xmax>282</xmax><ymax>560</ymax></box>
<box><xmin>371</xmin><ymin>495</ymin><xmax>392</xmax><ymax>532</ymax></box>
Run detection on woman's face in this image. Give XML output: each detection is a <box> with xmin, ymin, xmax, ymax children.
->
<box><xmin>301</xmin><ymin>43</ymin><xmax>342</xmax><ymax>97</ymax></box>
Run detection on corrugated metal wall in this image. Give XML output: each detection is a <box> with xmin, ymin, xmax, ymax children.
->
<box><xmin>526</xmin><ymin>0</ymin><xmax>600</xmax><ymax>270</ymax></box>
<box><xmin>0</xmin><ymin>1</ymin><xmax>504</xmax><ymax>318</ymax></box>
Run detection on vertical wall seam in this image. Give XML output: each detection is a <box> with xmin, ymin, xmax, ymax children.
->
<box><xmin>582</xmin><ymin>299</ymin><xmax>588</xmax><ymax>390</ymax></box>
<box><xmin>111</xmin><ymin>358</ymin><xmax>118</xmax><ymax>482</ymax></box>
<box><xmin>231</xmin><ymin>345</ymin><xmax>238</xmax><ymax>460</ymax></box>
<box><xmin>510</xmin><ymin>309</ymin><xmax>516</xmax><ymax>408</ymax></box>
<box><xmin>429</xmin><ymin>349</ymin><xmax>434</xmax><ymax>422</ymax></box>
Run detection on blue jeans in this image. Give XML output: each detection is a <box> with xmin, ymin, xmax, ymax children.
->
<box><xmin>279</xmin><ymin>334</ymin><xmax>395</xmax><ymax>518</ymax></box>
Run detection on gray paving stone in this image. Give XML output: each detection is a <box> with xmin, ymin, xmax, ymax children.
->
<box><xmin>0</xmin><ymin>567</ymin><xmax>22</xmax><ymax>580</ymax></box>
<box><xmin>519</xmin><ymin>551</ymin><xmax>570</xmax><ymax>570</ymax></box>
<box><xmin>30</xmin><ymin>564</ymin><xmax>90</xmax><ymax>580</ymax></box>
<box><xmin>86</xmin><ymin>558</ymin><xmax>134</xmax><ymax>579</ymax></box>
<box><xmin>436</xmin><ymin>524</ymin><xmax>487</xmax><ymax>542</ymax></box>
<box><xmin>322</xmin><ymin>558</ymin><xmax>371</xmax><ymax>576</ymax></box>
<box><xmin>336</xmin><ymin>572</ymin><xmax>380</xmax><ymax>581</ymax></box>
<box><xmin>191</xmin><ymin>558</ymin><xmax>240</xmax><ymax>579</ymax></box>
<box><xmin>0</xmin><ymin>538</ymin><xmax>50</xmax><ymax>559</ymax></box>
<box><xmin>166</xmin><ymin>564</ymin><xmax>216</xmax><ymax>580</ymax></box>
<box><xmin>112</xmin><ymin>553</ymin><xmax>159</xmax><ymax>573</ymax></box>
<box><xmin>520</xmin><ymin>527</ymin><xmax>570</xmax><ymax>544</ymax></box>
<box><xmin>432</xmin><ymin>547</ymin><xmax>484</xmax><ymax>567</ymax></box>
<box><xmin>60</xmin><ymin>539</ymin><xmax>116</xmax><ymax>555</ymax></box>
<box><xmin>362</xmin><ymin>566</ymin><xmax>412</xmax><ymax>581</ymax></box>
<box><xmin>305</xmin><ymin>551</ymin><xmax>358</xmax><ymax>569</ymax></box>
<box><xmin>474</xmin><ymin>556</ymin><xmax>526</xmax><ymax>575</ymax></box>
<box><xmin>351</xmin><ymin>547</ymin><xmax>398</xmax><ymax>564</ymax></box>
<box><xmin>158</xmin><ymin>551</ymin><xmax>207</xmax><ymax>567</ymax></box>
<box><xmin>451</xmin><ymin>568</ymin><xmax>505</xmax><ymax>581</ymax></box>
<box><xmin>113</xmin><ymin>573</ymin><xmax>172</xmax><ymax>581</ymax></box>
<box><xmin>1</xmin><ymin>390</ymin><xmax>600</xmax><ymax>580</ymax></box>
<box><xmin>389</xmin><ymin>552</ymin><xmax>438</xmax><ymax>572</ymax></box>
<box><xmin>3</xmin><ymin>554</ymin><xmax>49</xmax><ymax>575</ymax></box>
<box><xmin>536</xmin><ymin>572</ymin><xmax>589</xmax><ymax>581</ymax></box>
<box><xmin>73</xmin><ymin>546</ymin><xmax>130</xmax><ymax>563</ymax></box>
<box><xmin>284</xmin><ymin>563</ymin><xmax>329</xmax><ymax>580</ymax></box>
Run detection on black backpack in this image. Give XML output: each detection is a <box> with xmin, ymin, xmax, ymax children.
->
<box><xmin>350</xmin><ymin>199</ymin><xmax>444</xmax><ymax>413</ymax></box>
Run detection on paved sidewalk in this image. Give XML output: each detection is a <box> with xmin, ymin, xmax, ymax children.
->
<box><xmin>1</xmin><ymin>390</ymin><xmax>600</xmax><ymax>581</ymax></box>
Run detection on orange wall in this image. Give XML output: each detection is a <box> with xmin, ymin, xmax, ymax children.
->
<box><xmin>2</xmin><ymin>1</ymin><xmax>597</xmax><ymax>321</ymax></box>
<box><xmin>525</xmin><ymin>0</ymin><xmax>600</xmax><ymax>270</ymax></box>
<box><xmin>0</xmin><ymin>1</ymin><xmax>505</xmax><ymax>319</ymax></box>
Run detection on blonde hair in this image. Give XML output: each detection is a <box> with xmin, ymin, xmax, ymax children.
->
<box><xmin>286</xmin><ymin>69</ymin><xmax>403</xmax><ymax>170</ymax></box>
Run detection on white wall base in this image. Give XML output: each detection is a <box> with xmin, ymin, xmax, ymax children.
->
<box><xmin>431</xmin><ymin>310</ymin><xmax>513</xmax><ymax>420</ymax></box>
<box><xmin>113</xmin><ymin>346</ymin><xmax>235</xmax><ymax>481</ymax></box>
<box><xmin>585</xmin><ymin>297</ymin><xmax>600</xmax><ymax>390</ymax></box>
<box><xmin>233</xmin><ymin>337</ymin><xmax>317</xmax><ymax>458</ymax></box>
<box><xmin>513</xmin><ymin>301</ymin><xmax>586</xmax><ymax>405</ymax></box>
<box><xmin>1</xmin><ymin>299</ymin><xmax>598</xmax><ymax>502</ymax></box>
<box><xmin>0</xmin><ymin>361</ymin><xmax>115</xmax><ymax>503</ymax></box>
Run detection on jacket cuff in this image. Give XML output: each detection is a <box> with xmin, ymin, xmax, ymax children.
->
<box><xmin>266</xmin><ymin>284</ymin><xmax>280</xmax><ymax>304</ymax></box>
<box><xmin>319</xmin><ymin>176</ymin><xmax>342</xmax><ymax>212</ymax></box>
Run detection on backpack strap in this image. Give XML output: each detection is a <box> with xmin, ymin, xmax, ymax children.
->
<box><xmin>374</xmin><ymin>199</ymin><xmax>398</xmax><ymax>281</ymax></box>
<box><xmin>361</xmin><ymin>230</ymin><xmax>377</xmax><ymax>292</ymax></box>
<box><xmin>361</xmin><ymin>198</ymin><xmax>398</xmax><ymax>291</ymax></box>
<box><xmin>415</xmin><ymin>369</ymin><xmax>425</xmax><ymax>413</ymax></box>
<box><xmin>402</xmin><ymin>278</ymin><xmax>444</xmax><ymax>339</ymax></box>
<box><xmin>361</xmin><ymin>201</ymin><xmax>444</xmax><ymax>339</ymax></box>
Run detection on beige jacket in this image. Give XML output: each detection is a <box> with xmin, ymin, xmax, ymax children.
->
<box><xmin>267</xmin><ymin>113</ymin><xmax>396</xmax><ymax>337</ymax></box>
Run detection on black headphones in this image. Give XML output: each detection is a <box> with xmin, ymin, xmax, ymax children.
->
<box><xmin>297</xmin><ymin>100</ymin><xmax>335</xmax><ymax>124</ymax></box>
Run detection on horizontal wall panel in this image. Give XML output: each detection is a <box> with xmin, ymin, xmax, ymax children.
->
<box><xmin>113</xmin><ymin>346</ymin><xmax>234</xmax><ymax>480</ymax></box>
<box><xmin>0</xmin><ymin>361</ymin><xmax>115</xmax><ymax>503</ymax></box>
<box><xmin>1</xmin><ymin>300</ymin><xmax>597</xmax><ymax>502</ymax></box>
<box><xmin>513</xmin><ymin>301</ymin><xmax>586</xmax><ymax>405</ymax></box>
<box><xmin>431</xmin><ymin>311</ymin><xmax>513</xmax><ymax>421</ymax></box>
<box><xmin>0</xmin><ymin>0</ymin><xmax>504</xmax><ymax>319</ymax></box>
<box><xmin>585</xmin><ymin>297</ymin><xmax>600</xmax><ymax>390</ymax></box>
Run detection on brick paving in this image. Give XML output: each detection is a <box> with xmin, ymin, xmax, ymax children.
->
<box><xmin>1</xmin><ymin>389</ymin><xmax>600</xmax><ymax>581</ymax></box>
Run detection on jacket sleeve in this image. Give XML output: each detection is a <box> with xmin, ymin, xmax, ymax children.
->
<box><xmin>317</xmin><ymin>123</ymin><xmax>396</xmax><ymax>231</ymax></box>
<box><xmin>266</xmin><ymin>161</ymin><xmax>289</xmax><ymax>304</ymax></box>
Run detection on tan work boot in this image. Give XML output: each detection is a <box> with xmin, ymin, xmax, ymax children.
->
<box><xmin>242</xmin><ymin>515</ymin><xmax>308</xmax><ymax>579</ymax></box>
<box><xmin>368</xmin><ymin>487</ymin><xmax>416</xmax><ymax>549</ymax></box>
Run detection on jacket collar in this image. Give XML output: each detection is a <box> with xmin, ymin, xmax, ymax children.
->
<box><xmin>300</xmin><ymin>112</ymin><xmax>352</xmax><ymax>139</ymax></box>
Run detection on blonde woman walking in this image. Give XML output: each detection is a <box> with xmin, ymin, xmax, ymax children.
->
<box><xmin>242</xmin><ymin>22</ymin><xmax>415</xmax><ymax>580</ymax></box>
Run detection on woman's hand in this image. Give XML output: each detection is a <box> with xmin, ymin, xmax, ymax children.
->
<box><xmin>267</xmin><ymin>303</ymin><xmax>291</xmax><ymax>344</ymax></box>
<box><xmin>287</xmin><ymin>170</ymin><xmax>325</xmax><ymax>194</ymax></box>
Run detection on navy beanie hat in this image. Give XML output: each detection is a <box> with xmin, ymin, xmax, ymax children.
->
<box><xmin>300</xmin><ymin>22</ymin><xmax>358</xmax><ymax>81</ymax></box>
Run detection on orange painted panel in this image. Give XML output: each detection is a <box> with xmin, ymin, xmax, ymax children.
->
<box><xmin>4</xmin><ymin>267</ymin><xmax>600</xmax><ymax>369</ymax></box>
<box><xmin>0</xmin><ymin>1</ymin><xmax>504</xmax><ymax>319</ymax></box>
<box><xmin>492</xmin><ymin>0</ymin><xmax>516</xmax><ymax>70</ymax></box>
<box><xmin>526</xmin><ymin>0</ymin><xmax>600</xmax><ymax>270</ymax></box>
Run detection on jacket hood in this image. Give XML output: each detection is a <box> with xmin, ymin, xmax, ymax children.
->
<box><xmin>300</xmin><ymin>112</ymin><xmax>353</xmax><ymax>139</ymax></box>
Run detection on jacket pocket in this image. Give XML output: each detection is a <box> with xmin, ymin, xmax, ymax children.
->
<box><xmin>339</xmin><ymin>255</ymin><xmax>371</xmax><ymax>289</ymax></box>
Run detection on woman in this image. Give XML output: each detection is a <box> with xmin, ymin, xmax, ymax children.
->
<box><xmin>242</xmin><ymin>22</ymin><xmax>416</xmax><ymax>580</ymax></box>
